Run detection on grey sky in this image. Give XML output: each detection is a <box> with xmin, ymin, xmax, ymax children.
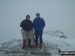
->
<box><xmin>0</xmin><ymin>0</ymin><xmax>75</xmax><ymax>43</ymax></box>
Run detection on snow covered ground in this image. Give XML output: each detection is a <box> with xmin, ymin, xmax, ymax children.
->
<box><xmin>43</xmin><ymin>31</ymin><xmax>75</xmax><ymax>51</ymax></box>
<box><xmin>0</xmin><ymin>31</ymin><xmax>75</xmax><ymax>56</ymax></box>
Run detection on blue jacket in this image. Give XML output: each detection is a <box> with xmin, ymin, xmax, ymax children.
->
<box><xmin>33</xmin><ymin>17</ymin><xmax>45</xmax><ymax>31</ymax></box>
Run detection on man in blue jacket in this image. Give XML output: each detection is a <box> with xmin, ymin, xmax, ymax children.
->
<box><xmin>33</xmin><ymin>13</ymin><xmax>45</xmax><ymax>48</ymax></box>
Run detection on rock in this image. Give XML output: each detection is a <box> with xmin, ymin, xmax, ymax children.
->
<box><xmin>0</xmin><ymin>39</ymin><xmax>52</xmax><ymax>56</ymax></box>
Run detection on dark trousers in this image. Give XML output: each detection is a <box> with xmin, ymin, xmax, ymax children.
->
<box><xmin>35</xmin><ymin>30</ymin><xmax>43</xmax><ymax>45</ymax></box>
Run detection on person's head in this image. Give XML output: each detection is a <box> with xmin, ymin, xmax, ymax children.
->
<box><xmin>26</xmin><ymin>15</ymin><xmax>30</xmax><ymax>20</ymax></box>
<box><xmin>36</xmin><ymin>13</ymin><xmax>40</xmax><ymax>18</ymax></box>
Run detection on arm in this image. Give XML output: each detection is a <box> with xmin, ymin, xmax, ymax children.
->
<box><xmin>20</xmin><ymin>20</ymin><xmax>24</xmax><ymax>28</ymax></box>
<box><xmin>42</xmin><ymin>19</ymin><xmax>45</xmax><ymax>28</ymax></box>
<box><xmin>33</xmin><ymin>19</ymin><xmax>35</xmax><ymax>28</ymax></box>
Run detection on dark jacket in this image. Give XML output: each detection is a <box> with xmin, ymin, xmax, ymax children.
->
<box><xmin>33</xmin><ymin>17</ymin><xmax>45</xmax><ymax>31</ymax></box>
<box><xmin>20</xmin><ymin>19</ymin><xmax>33</xmax><ymax>31</ymax></box>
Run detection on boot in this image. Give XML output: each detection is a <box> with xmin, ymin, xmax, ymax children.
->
<box><xmin>34</xmin><ymin>45</ymin><xmax>38</xmax><ymax>48</ymax></box>
<box><xmin>28</xmin><ymin>39</ymin><xmax>32</xmax><ymax>48</ymax></box>
<box><xmin>22</xmin><ymin>40</ymin><xmax>26</xmax><ymax>49</ymax></box>
<box><xmin>34</xmin><ymin>43</ymin><xmax>38</xmax><ymax>48</ymax></box>
<box><xmin>40</xmin><ymin>44</ymin><xmax>42</xmax><ymax>49</ymax></box>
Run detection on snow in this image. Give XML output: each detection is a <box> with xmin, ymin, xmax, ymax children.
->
<box><xmin>43</xmin><ymin>31</ymin><xmax>75</xmax><ymax>51</ymax></box>
<box><xmin>0</xmin><ymin>31</ymin><xmax>75</xmax><ymax>56</ymax></box>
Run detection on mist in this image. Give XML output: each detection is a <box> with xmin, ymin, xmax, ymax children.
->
<box><xmin>0</xmin><ymin>0</ymin><xmax>75</xmax><ymax>44</ymax></box>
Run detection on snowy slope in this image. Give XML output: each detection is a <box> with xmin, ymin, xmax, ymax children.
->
<box><xmin>43</xmin><ymin>31</ymin><xmax>75</xmax><ymax>51</ymax></box>
<box><xmin>0</xmin><ymin>39</ymin><xmax>51</xmax><ymax>56</ymax></box>
<box><xmin>0</xmin><ymin>31</ymin><xmax>75</xmax><ymax>56</ymax></box>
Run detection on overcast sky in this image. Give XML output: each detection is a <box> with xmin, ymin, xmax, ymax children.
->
<box><xmin>0</xmin><ymin>0</ymin><xmax>75</xmax><ymax>43</ymax></box>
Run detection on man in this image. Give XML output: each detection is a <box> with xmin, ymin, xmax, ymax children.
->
<box><xmin>33</xmin><ymin>13</ymin><xmax>45</xmax><ymax>48</ymax></box>
<box><xmin>20</xmin><ymin>15</ymin><xmax>34</xmax><ymax>49</ymax></box>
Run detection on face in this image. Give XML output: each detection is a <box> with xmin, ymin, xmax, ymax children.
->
<box><xmin>26</xmin><ymin>17</ymin><xmax>30</xmax><ymax>20</ymax></box>
<box><xmin>36</xmin><ymin>15</ymin><xmax>40</xmax><ymax>18</ymax></box>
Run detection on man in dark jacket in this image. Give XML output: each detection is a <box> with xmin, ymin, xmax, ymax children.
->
<box><xmin>20</xmin><ymin>15</ymin><xmax>34</xmax><ymax>49</ymax></box>
<box><xmin>33</xmin><ymin>13</ymin><xmax>45</xmax><ymax>48</ymax></box>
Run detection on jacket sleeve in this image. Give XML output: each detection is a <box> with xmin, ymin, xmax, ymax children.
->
<box><xmin>20</xmin><ymin>20</ymin><xmax>24</xmax><ymax>28</ymax></box>
<box><xmin>42</xmin><ymin>19</ymin><xmax>45</xmax><ymax>28</ymax></box>
<box><xmin>33</xmin><ymin>19</ymin><xmax>36</xmax><ymax>29</ymax></box>
<box><xmin>30</xmin><ymin>21</ymin><xmax>33</xmax><ymax>29</ymax></box>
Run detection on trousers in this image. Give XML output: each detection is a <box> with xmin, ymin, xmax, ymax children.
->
<box><xmin>35</xmin><ymin>30</ymin><xmax>43</xmax><ymax>45</ymax></box>
<box><xmin>21</xmin><ymin>29</ymin><xmax>34</xmax><ymax>45</ymax></box>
